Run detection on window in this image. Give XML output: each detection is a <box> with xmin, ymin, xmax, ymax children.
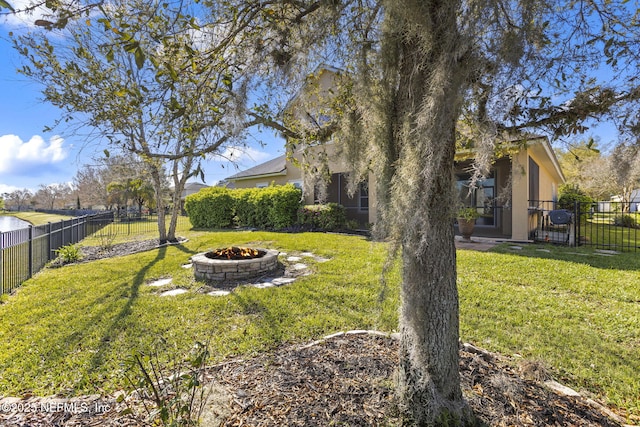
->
<box><xmin>359</xmin><ymin>182</ymin><xmax>369</xmax><ymax>211</ymax></box>
<box><xmin>288</xmin><ymin>180</ymin><xmax>303</xmax><ymax>190</ymax></box>
<box><xmin>529</xmin><ymin>157</ymin><xmax>539</xmax><ymax>202</ymax></box>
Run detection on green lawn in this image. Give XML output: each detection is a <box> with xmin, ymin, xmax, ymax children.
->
<box><xmin>0</xmin><ymin>230</ymin><xmax>400</xmax><ymax>396</ymax></box>
<box><xmin>0</xmin><ymin>230</ymin><xmax>637</xmax><ymax>421</ymax></box>
<box><xmin>460</xmin><ymin>244</ymin><xmax>639</xmax><ymax>420</ymax></box>
<box><xmin>2</xmin><ymin>211</ymin><xmax>73</xmax><ymax>225</ymax></box>
<box><xmin>581</xmin><ymin>214</ymin><xmax>640</xmax><ymax>251</ymax></box>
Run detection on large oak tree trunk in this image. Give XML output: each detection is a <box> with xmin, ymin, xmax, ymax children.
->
<box><xmin>385</xmin><ymin>0</ymin><xmax>475</xmax><ymax>424</ymax></box>
<box><xmin>397</xmin><ymin>153</ymin><xmax>472</xmax><ymax>425</ymax></box>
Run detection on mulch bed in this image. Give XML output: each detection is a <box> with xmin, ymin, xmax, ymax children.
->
<box><xmin>212</xmin><ymin>332</ymin><xmax>624</xmax><ymax>427</ymax></box>
<box><xmin>79</xmin><ymin>239</ymin><xmax>170</xmax><ymax>263</ymax></box>
<box><xmin>1</xmin><ymin>332</ymin><xmax>629</xmax><ymax>427</ymax></box>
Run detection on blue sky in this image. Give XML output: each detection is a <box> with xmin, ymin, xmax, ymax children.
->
<box><xmin>0</xmin><ymin>4</ymin><xmax>284</xmax><ymax>195</ymax></box>
<box><xmin>1</xmin><ymin>3</ymin><xmax>624</xmax><ymax>195</ymax></box>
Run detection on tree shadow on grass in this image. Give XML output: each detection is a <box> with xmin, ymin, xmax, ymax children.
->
<box><xmin>171</xmin><ymin>242</ymin><xmax>198</xmax><ymax>256</ymax></box>
<box><xmin>489</xmin><ymin>243</ymin><xmax>640</xmax><ymax>272</ymax></box>
<box><xmin>87</xmin><ymin>246</ymin><xmax>168</xmax><ymax>372</ymax></box>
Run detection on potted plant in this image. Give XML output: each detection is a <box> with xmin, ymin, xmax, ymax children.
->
<box><xmin>457</xmin><ymin>207</ymin><xmax>480</xmax><ymax>241</ymax></box>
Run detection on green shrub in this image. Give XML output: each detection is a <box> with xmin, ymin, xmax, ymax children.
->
<box><xmin>267</xmin><ymin>184</ymin><xmax>303</xmax><ymax>229</ymax></box>
<box><xmin>184</xmin><ymin>187</ymin><xmax>235</xmax><ymax>228</ymax></box>
<box><xmin>298</xmin><ymin>203</ymin><xmax>347</xmax><ymax>230</ymax></box>
<box><xmin>558</xmin><ymin>184</ymin><xmax>593</xmax><ymax>215</ymax></box>
<box><xmin>249</xmin><ymin>187</ymin><xmax>272</xmax><ymax>229</ymax></box>
<box><xmin>232</xmin><ymin>188</ymin><xmax>256</xmax><ymax>228</ymax></box>
<box><xmin>232</xmin><ymin>185</ymin><xmax>302</xmax><ymax>230</ymax></box>
<box><xmin>55</xmin><ymin>244</ymin><xmax>82</xmax><ymax>264</ymax></box>
<box><xmin>613</xmin><ymin>214</ymin><xmax>639</xmax><ymax>229</ymax></box>
<box><xmin>185</xmin><ymin>184</ymin><xmax>302</xmax><ymax>230</ymax></box>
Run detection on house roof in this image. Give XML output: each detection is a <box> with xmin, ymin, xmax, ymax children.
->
<box><xmin>178</xmin><ymin>182</ymin><xmax>210</xmax><ymax>200</ymax></box>
<box><xmin>183</xmin><ymin>182</ymin><xmax>209</xmax><ymax>191</ymax></box>
<box><xmin>226</xmin><ymin>155</ymin><xmax>287</xmax><ymax>181</ymax></box>
<box><xmin>455</xmin><ymin>134</ymin><xmax>565</xmax><ymax>184</ymax></box>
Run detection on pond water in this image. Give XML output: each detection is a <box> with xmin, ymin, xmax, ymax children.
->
<box><xmin>0</xmin><ymin>216</ymin><xmax>31</xmax><ymax>232</ymax></box>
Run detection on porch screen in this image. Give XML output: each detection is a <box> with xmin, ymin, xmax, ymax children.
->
<box><xmin>456</xmin><ymin>174</ymin><xmax>496</xmax><ymax>226</ymax></box>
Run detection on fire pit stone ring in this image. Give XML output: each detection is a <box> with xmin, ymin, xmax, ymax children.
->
<box><xmin>191</xmin><ymin>248</ymin><xmax>280</xmax><ymax>282</ymax></box>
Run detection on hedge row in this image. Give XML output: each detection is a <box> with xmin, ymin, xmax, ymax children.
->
<box><xmin>297</xmin><ymin>203</ymin><xmax>347</xmax><ymax>230</ymax></box>
<box><xmin>183</xmin><ymin>187</ymin><xmax>235</xmax><ymax>229</ymax></box>
<box><xmin>234</xmin><ymin>185</ymin><xmax>303</xmax><ymax>229</ymax></box>
<box><xmin>184</xmin><ymin>184</ymin><xmax>303</xmax><ymax>229</ymax></box>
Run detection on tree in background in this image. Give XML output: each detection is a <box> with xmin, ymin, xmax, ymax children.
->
<box><xmin>609</xmin><ymin>142</ymin><xmax>640</xmax><ymax>210</ymax></box>
<box><xmin>74</xmin><ymin>163</ymin><xmax>112</xmax><ymax>210</ymax></box>
<box><xmin>2</xmin><ymin>189</ymin><xmax>33</xmax><ymax>212</ymax></box>
<box><xmin>556</xmin><ymin>140</ymin><xmax>616</xmax><ymax>201</ymax></box>
<box><xmin>106</xmin><ymin>177</ymin><xmax>156</xmax><ymax>216</ymax></box>
<box><xmin>11</xmin><ymin>0</ymin><xmax>267</xmax><ymax>243</ymax></box>
<box><xmin>128</xmin><ymin>178</ymin><xmax>155</xmax><ymax>215</ymax></box>
<box><xmin>557</xmin><ymin>139</ymin><xmax>640</xmax><ymax>205</ymax></box>
<box><xmin>32</xmin><ymin>183</ymin><xmax>72</xmax><ymax>210</ymax></box>
<box><xmin>74</xmin><ymin>154</ymin><xmax>158</xmax><ymax>210</ymax></box>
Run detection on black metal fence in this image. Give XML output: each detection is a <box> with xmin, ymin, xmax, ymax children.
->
<box><xmin>529</xmin><ymin>200</ymin><xmax>640</xmax><ymax>252</ymax></box>
<box><xmin>0</xmin><ymin>212</ymin><xmax>114</xmax><ymax>295</ymax></box>
<box><xmin>1</xmin><ymin>212</ymin><xmax>192</xmax><ymax>295</ymax></box>
<box><xmin>89</xmin><ymin>212</ymin><xmax>190</xmax><ymax>237</ymax></box>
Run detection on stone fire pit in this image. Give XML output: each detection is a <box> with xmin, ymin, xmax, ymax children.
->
<box><xmin>191</xmin><ymin>247</ymin><xmax>280</xmax><ymax>282</ymax></box>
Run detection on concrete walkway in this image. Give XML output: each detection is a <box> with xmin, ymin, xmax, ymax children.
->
<box><xmin>455</xmin><ymin>236</ymin><xmax>500</xmax><ymax>251</ymax></box>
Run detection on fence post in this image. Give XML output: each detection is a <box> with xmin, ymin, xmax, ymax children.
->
<box><xmin>28</xmin><ymin>225</ymin><xmax>34</xmax><ymax>279</ymax></box>
<box><xmin>0</xmin><ymin>231</ymin><xmax>4</xmax><ymax>294</ymax></box>
<box><xmin>48</xmin><ymin>222</ymin><xmax>52</xmax><ymax>262</ymax></box>
<box><xmin>573</xmin><ymin>201</ymin><xmax>578</xmax><ymax>247</ymax></box>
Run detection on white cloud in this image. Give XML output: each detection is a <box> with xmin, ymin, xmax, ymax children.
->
<box><xmin>1</xmin><ymin>0</ymin><xmax>99</xmax><ymax>29</ymax></box>
<box><xmin>0</xmin><ymin>134</ymin><xmax>68</xmax><ymax>174</ymax></box>
<box><xmin>212</xmin><ymin>146</ymin><xmax>272</xmax><ymax>165</ymax></box>
<box><xmin>0</xmin><ymin>0</ymin><xmax>55</xmax><ymax>28</ymax></box>
<box><xmin>0</xmin><ymin>183</ymin><xmax>21</xmax><ymax>194</ymax></box>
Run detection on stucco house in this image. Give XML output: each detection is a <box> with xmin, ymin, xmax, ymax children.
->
<box><xmin>225</xmin><ymin>68</ymin><xmax>565</xmax><ymax>241</ymax></box>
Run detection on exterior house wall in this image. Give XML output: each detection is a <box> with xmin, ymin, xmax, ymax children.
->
<box><xmin>511</xmin><ymin>149</ymin><xmax>531</xmax><ymax>241</ymax></box>
<box><xmin>529</xmin><ymin>144</ymin><xmax>561</xmax><ymax>203</ymax></box>
<box><xmin>228</xmin><ymin>138</ymin><xmax>562</xmax><ymax>238</ymax></box>
<box><xmin>286</xmin><ymin>68</ymin><xmax>341</xmax><ymax>125</ymax></box>
<box><xmin>226</xmin><ymin>66</ymin><xmax>565</xmax><ymax>239</ymax></box>
<box><xmin>228</xmin><ymin>175</ymin><xmax>293</xmax><ymax>188</ymax></box>
<box><xmin>227</xmin><ymin>142</ymin><xmax>377</xmax><ymax>226</ymax></box>
<box><xmin>510</xmin><ymin>138</ymin><xmax>564</xmax><ymax>241</ymax></box>
<box><xmin>297</xmin><ymin>143</ymin><xmax>375</xmax><ymax>225</ymax></box>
